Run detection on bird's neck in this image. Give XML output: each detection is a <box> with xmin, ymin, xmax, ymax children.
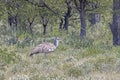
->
<box><xmin>54</xmin><ymin>40</ymin><xmax>59</xmax><ymax>47</ymax></box>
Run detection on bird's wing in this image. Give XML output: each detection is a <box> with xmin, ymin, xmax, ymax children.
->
<box><xmin>41</xmin><ymin>43</ymin><xmax>56</xmax><ymax>53</ymax></box>
<box><xmin>47</xmin><ymin>43</ymin><xmax>56</xmax><ymax>49</ymax></box>
<box><xmin>31</xmin><ymin>42</ymin><xmax>56</xmax><ymax>54</ymax></box>
<box><xmin>31</xmin><ymin>47</ymin><xmax>40</xmax><ymax>54</ymax></box>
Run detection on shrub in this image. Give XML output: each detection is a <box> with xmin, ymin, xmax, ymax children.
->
<box><xmin>67</xmin><ymin>67</ymin><xmax>82</xmax><ymax>77</ymax></box>
<box><xmin>0</xmin><ymin>47</ymin><xmax>20</xmax><ymax>64</ymax></box>
<box><xmin>64</xmin><ymin>31</ymin><xmax>94</xmax><ymax>49</ymax></box>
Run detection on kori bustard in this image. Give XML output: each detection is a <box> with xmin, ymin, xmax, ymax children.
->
<box><xmin>30</xmin><ymin>37</ymin><xmax>60</xmax><ymax>56</ymax></box>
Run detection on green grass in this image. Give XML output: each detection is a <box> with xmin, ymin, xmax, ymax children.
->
<box><xmin>1</xmin><ymin>43</ymin><xmax>120</xmax><ymax>80</ymax></box>
<box><xmin>1</xmin><ymin>22</ymin><xmax>120</xmax><ymax>80</ymax></box>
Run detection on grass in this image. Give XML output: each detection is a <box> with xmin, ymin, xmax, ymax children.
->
<box><xmin>1</xmin><ymin>43</ymin><xmax>120</xmax><ymax>80</ymax></box>
<box><xmin>1</xmin><ymin>21</ymin><xmax>120</xmax><ymax>80</ymax></box>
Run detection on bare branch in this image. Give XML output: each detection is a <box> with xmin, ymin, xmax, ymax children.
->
<box><xmin>74</xmin><ymin>0</ymin><xmax>81</xmax><ymax>11</ymax></box>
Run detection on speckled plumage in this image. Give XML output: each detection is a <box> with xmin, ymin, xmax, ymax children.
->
<box><xmin>30</xmin><ymin>37</ymin><xmax>59</xmax><ymax>56</ymax></box>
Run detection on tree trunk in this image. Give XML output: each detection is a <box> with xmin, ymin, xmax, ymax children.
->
<box><xmin>63</xmin><ymin>0</ymin><xmax>72</xmax><ymax>31</ymax></box>
<box><xmin>29</xmin><ymin>23</ymin><xmax>33</xmax><ymax>36</ymax></box>
<box><xmin>27</xmin><ymin>17</ymin><xmax>35</xmax><ymax>36</ymax></box>
<box><xmin>41</xmin><ymin>16</ymin><xmax>48</xmax><ymax>35</ymax></box>
<box><xmin>43</xmin><ymin>24</ymin><xmax>47</xmax><ymax>35</ymax></box>
<box><xmin>50</xmin><ymin>25</ymin><xmax>53</xmax><ymax>32</ymax></box>
<box><xmin>14</xmin><ymin>13</ymin><xmax>19</xmax><ymax>31</ymax></box>
<box><xmin>80</xmin><ymin>0</ymin><xmax>86</xmax><ymax>38</ymax></box>
<box><xmin>110</xmin><ymin>0</ymin><xmax>120</xmax><ymax>45</ymax></box>
<box><xmin>59</xmin><ymin>18</ymin><xmax>63</xmax><ymax>30</ymax></box>
<box><xmin>8</xmin><ymin>12</ymin><xmax>19</xmax><ymax>32</ymax></box>
<box><xmin>89</xmin><ymin>13</ymin><xmax>100</xmax><ymax>26</ymax></box>
<box><xmin>63</xmin><ymin>15</ymin><xmax>69</xmax><ymax>31</ymax></box>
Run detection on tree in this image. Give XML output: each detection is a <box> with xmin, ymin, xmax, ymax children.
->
<box><xmin>5</xmin><ymin>0</ymin><xmax>21</xmax><ymax>31</ymax></box>
<box><xmin>73</xmin><ymin>0</ymin><xmax>102</xmax><ymax>38</ymax></box>
<box><xmin>74</xmin><ymin>0</ymin><xmax>87</xmax><ymax>38</ymax></box>
<box><xmin>63</xmin><ymin>0</ymin><xmax>73</xmax><ymax>31</ymax></box>
<box><xmin>89</xmin><ymin>13</ymin><xmax>100</xmax><ymax>26</ymax></box>
<box><xmin>21</xmin><ymin>3</ymin><xmax>38</xmax><ymax>36</ymax></box>
<box><xmin>41</xmin><ymin>16</ymin><xmax>48</xmax><ymax>35</ymax></box>
<box><xmin>110</xmin><ymin>0</ymin><xmax>120</xmax><ymax>45</ymax></box>
<box><xmin>88</xmin><ymin>1</ymin><xmax>101</xmax><ymax>26</ymax></box>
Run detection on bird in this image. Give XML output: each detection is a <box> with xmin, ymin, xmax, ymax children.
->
<box><xmin>30</xmin><ymin>37</ymin><xmax>60</xmax><ymax>56</ymax></box>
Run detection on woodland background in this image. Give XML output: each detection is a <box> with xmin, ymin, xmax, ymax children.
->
<box><xmin>1</xmin><ymin>0</ymin><xmax>120</xmax><ymax>80</ymax></box>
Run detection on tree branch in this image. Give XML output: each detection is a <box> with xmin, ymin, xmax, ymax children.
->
<box><xmin>25</xmin><ymin>0</ymin><xmax>60</xmax><ymax>16</ymax></box>
<box><xmin>74</xmin><ymin>0</ymin><xmax>81</xmax><ymax>11</ymax></box>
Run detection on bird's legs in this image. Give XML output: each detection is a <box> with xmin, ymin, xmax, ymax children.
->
<box><xmin>44</xmin><ymin>53</ymin><xmax>48</xmax><ymax>58</ymax></box>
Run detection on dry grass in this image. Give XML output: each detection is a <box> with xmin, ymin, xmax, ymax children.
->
<box><xmin>0</xmin><ymin>44</ymin><xmax>120</xmax><ymax>80</ymax></box>
<box><xmin>1</xmin><ymin>21</ymin><xmax>120</xmax><ymax>80</ymax></box>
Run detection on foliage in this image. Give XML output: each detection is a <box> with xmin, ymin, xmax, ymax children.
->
<box><xmin>0</xmin><ymin>46</ymin><xmax>20</xmax><ymax>64</ymax></box>
<box><xmin>64</xmin><ymin>31</ymin><xmax>94</xmax><ymax>48</ymax></box>
<box><xmin>0</xmin><ymin>0</ymin><xmax>120</xmax><ymax>80</ymax></box>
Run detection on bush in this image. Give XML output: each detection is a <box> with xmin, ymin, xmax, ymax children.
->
<box><xmin>0</xmin><ymin>46</ymin><xmax>20</xmax><ymax>64</ymax></box>
<box><xmin>67</xmin><ymin>67</ymin><xmax>82</xmax><ymax>77</ymax></box>
<box><xmin>64</xmin><ymin>31</ymin><xmax>94</xmax><ymax>48</ymax></box>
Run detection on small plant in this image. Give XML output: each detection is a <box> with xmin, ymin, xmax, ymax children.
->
<box><xmin>58</xmin><ymin>44</ymin><xmax>69</xmax><ymax>51</ymax></box>
<box><xmin>64</xmin><ymin>32</ymin><xmax>94</xmax><ymax>49</ymax></box>
<box><xmin>84</xmin><ymin>46</ymin><xmax>106</xmax><ymax>57</ymax></box>
<box><xmin>0</xmin><ymin>46</ymin><xmax>20</xmax><ymax>64</ymax></box>
<box><xmin>17</xmin><ymin>33</ymin><xmax>33</xmax><ymax>48</ymax></box>
<box><xmin>115</xmin><ymin>59</ymin><xmax>120</xmax><ymax>73</ymax></box>
<box><xmin>93</xmin><ymin>54</ymin><xmax>115</xmax><ymax>72</ymax></box>
<box><xmin>0</xmin><ymin>71</ymin><xmax>4</xmax><ymax>80</ymax></box>
<box><xmin>67</xmin><ymin>67</ymin><xmax>82</xmax><ymax>77</ymax></box>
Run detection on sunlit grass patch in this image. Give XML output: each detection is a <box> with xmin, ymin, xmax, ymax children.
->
<box><xmin>67</xmin><ymin>66</ymin><xmax>83</xmax><ymax>77</ymax></box>
<box><xmin>0</xmin><ymin>70</ymin><xmax>4</xmax><ymax>80</ymax></box>
<box><xmin>81</xmin><ymin>46</ymin><xmax>106</xmax><ymax>57</ymax></box>
<box><xmin>92</xmin><ymin>53</ymin><xmax>116</xmax><ymax>72</ymax></box>
<box><xmin>8</xmin><ymin>74</ymin><xmax>29</xmax><ymax>80</ymax></box>
<box><xmin>0</xmin><ymin>45</ymin><xmax>20</xmax><ymax>64</ymax></box>
<box><xmin>1</xmin><ymin>31</ymin><xmax>120</xmax><ymax>80</ymax></box>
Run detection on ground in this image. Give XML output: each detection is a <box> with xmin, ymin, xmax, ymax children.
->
<box><xmin>1</xmin><ymin>45</ymin><xmax>120</xmax><ymax>80</ymax></box>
